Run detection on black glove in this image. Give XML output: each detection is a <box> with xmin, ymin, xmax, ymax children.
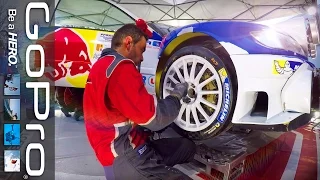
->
<box><xmin>170</xmin><ymin>82</ymin><xmax>188</xmax><ymax>100</ymax></box>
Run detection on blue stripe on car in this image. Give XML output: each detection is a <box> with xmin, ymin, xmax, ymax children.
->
<box><xmin>158</xmin><ymin>21</ymin><xmax>308</xmax><ymax>61</ymax></box>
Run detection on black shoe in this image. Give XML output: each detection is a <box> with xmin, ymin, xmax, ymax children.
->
<box><xmin>74</xmin><ymin>109</ymin><xmax>83</xmax><ymax>121</ymax></box>
<box><xmin>61</xmin><ymin>108</ymin><xmax>71</xmax><ymax>117</ymax></box>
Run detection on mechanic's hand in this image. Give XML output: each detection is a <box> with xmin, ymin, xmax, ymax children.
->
<box><xmin>171</xmin><ymin>82</ymin><xmax>188</xmax><ymax>100</ymax></box>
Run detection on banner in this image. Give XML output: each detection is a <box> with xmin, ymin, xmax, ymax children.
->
<box><xmin>0</xmin><ymin>0</ymin><xmax>55</xmax><ymax>179</ymax></box>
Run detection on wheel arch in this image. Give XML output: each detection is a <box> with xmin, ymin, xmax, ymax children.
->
<box><xmin>155</xmin><ymin>32</ymin><xmax>238</xmax><ymax>101</ymax></box>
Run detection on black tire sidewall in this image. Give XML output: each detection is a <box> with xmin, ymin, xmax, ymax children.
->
<box><xmin>160</xmin><ymin>45</ymin><xmax>236</xmax><ymax>140</ymax></box>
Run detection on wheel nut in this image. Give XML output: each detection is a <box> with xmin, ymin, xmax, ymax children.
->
<box><xmin>188</xmin><ymin>88</ymin><xmax>196</xmax><ymax>98</ymax></box>
<box><xmin>183</xmin><ymin>97</ymin><xmax>191</xmax><ymax>103</ymax></box>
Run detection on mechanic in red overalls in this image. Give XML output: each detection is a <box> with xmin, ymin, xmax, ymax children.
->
<box><xmin>83</xmin><ymin>21</ymin><xmax>196</xmax><ymax>180</ymax></box>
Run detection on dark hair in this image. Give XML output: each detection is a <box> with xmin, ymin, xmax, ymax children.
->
<box><xmin>111</xmin><ymin>24</ymin><xmax>149</xmax><ymax>49</ymax></box>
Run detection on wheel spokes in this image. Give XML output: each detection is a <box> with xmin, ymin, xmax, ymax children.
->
<box><xmin>199</xmin><ymin>90</ymin><xmax>220</xmax><ymax>95</ymax></box>
<box><xmin>200</xmin><ymin>97</ymin><xmax>218</xmax><ymax>110</ymax></box>
<box><xmin>185</xmin><ymin>105</ymin><xmax>191</xmax><ymax>125</ymax></box>
<box><xmin>194</xmin><ymin>64</ymin><xmax>207</xmax><ymax>85</ymax></box>
<box><xmin>168</xmin><ymin>75</ymin><xmax>180</xmax><ymax>84</ymax></box>
<box><xmin>163</xmin><ymin>55</ymin><xmax>224</xmax><ymax>132</ymax></box>
<box><xmin>174</xmin><ymin>66</ymin><xmax>185</xmax><ymax>83</ymax></box>
<box><xmin>164</xmin><ymin>86</ymin><xmax>174</xmax><ymax>92</ymax></box>
<box><xmin>196</xmin><ymin>103</ymin><xmax>209</xmax><ymax>122</ymax></box>
<box><xmin>178</xmin><ymin>103</ymin><xmax>187</xmax><ymax>121</ymax></box>
<box><xmin>183</xmin><ymin>60</ymin><xmax>189</xmax><ymax>81</ymax></box>
<box><xmin>199</xmin><ymin>75</ymin><xmax>215</xmax><ymax>88</ymax></box>
<box><xmin>179</xmin><ymin>104</ymin><xmax>205</xmax><ymax>128</ymax></box>
<box><xmin>191</xmin><ymin>106</ymin><xmax>201</xmax><ymax>127</ymax></box>
<box><xmin>189</xmin><ymin>60</ymin><xmax>197</xmax><ymax>81</ymax></box>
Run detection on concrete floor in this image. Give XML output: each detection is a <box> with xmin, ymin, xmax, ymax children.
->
<box><xmin>0</xmin><ymin>103</ymin><xmax>320</xmax><ymax>180</ymax></box>
<box><xmin>2</xmin><ymin>104</ymin><xmax>316</xmax><ymax>180</ymax></box>
<box><xmin>54</xmin><ymin>108</ymin><xmax>286</xmax><ymax>180</ymax></box>
<box><xmin>0</xmin><ymin>101</ymin><xmax>314</xmax><ymax>180</ymax></box>
<box><xmin>55</xmin><ymin>110</ymin><xmax>105</xmax><ymax>180</ymax></box>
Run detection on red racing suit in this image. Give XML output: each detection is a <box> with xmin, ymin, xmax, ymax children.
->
<box><xmin>83</xmin><ymin>48</ymin><xmax>181</xmax><ymax>166</ymax></box>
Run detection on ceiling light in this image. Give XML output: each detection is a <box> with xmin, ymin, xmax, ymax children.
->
<box><xmin>308</xmin><ymin>6</ymin><xmax>317</xmax><ymax>16</ymax></box>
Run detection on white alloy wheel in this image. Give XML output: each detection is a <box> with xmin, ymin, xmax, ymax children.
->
<box><xmin>162</xmin><ymin>55</ymin><xmax>223</xmax><ymax>132</ymax></box>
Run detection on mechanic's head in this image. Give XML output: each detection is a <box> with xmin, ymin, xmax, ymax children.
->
<box><xmin>111</xmin><ymin>24</ymin><xmax>148</xmax><ymax>65</ymax></box>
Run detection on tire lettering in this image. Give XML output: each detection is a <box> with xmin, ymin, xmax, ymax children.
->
<box><xmin>211</xmin><ymin>58</ymin><xmax>219</xmax><ymax>66</ymax></box>
<box><xmin>218</xmin><ymin>78</ymin><xmax>231</xmax><ymax>123</ymax></box>
<box><xmin>204</xmin><ymin>122</ymin><xmax>221</xmax><ymax>134</ymax></box>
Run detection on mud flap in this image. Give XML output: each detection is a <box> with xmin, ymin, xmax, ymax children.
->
<box><xmin>233</xmin><ymin>113</ymin><xmax>311</xmax><ymax>132</ymax></box>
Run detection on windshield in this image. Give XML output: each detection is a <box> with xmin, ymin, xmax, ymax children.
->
<box><xmin>52</xmin><ymin>0</ymin><xmax>135</xmax><ymax>31</ymax></box>
<box><xmin>148</xmin><ymin>23</ymin><xmax>177</xmax><ymax>36</ymax></box>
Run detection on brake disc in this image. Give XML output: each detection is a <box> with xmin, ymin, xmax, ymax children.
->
<box><xmin>199</xmin><ymin>69</ymin><xmax>219</xmax><ymax>117</ymax></box>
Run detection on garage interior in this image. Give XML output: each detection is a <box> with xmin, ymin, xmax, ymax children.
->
<box><xmin>49</xmin><ymin>0</ymin><xmax>320</xmax><ymax>180</ymax></box>
<box><xmin>4</xmin><ymin>0</ymin><xmax>311</xmax><ymax>179</ymax></box>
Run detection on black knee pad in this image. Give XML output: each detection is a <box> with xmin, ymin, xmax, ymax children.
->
<box><xmin>181</xmin><ymin>138</ymin><xmax>196</xmax><ymax>156</ymax></box>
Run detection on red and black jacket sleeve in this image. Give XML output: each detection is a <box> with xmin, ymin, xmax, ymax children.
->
<box><xmin>107</xmin><ymin>61</ymin><xmax>181</xmax><ymax>131</ymax></box>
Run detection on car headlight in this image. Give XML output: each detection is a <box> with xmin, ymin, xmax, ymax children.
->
<box><xmin>251</xmin><ymin>29</ymin><xmax>306</xmax><ymax>56</ymax></box>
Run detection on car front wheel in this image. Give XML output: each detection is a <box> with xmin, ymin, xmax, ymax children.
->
<box><xmin>160</xmin><ymin>45</ymin><xmax>237</xmax><ymax>140</ymax></box>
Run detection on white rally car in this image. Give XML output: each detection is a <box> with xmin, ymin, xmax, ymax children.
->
<box><xmin>35</xmin><ymin>0</ymin><xmax>318</xmax><ymax>140</ymax></box>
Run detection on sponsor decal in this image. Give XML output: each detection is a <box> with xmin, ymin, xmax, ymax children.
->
<box><xmin>218</xmin><ymin>68</ymin><xmax>228</xmax><ymax>82</ymax></box>
<box><xmin>147</xmin><ymin>40</ymin><xmax>161</xmax><ymax>49</ymax></box>
<box><xmin>138</xmin><ymin>144</ymin><xmax>147</xmax><ymax>155</ymax></box>
<box><xmin>152</xmin><ymin>41</ymin><xmax>161</xmax><ymax>47</ymax></box>
<box><xmin>41</xmin><ymin>28</ymin><xmax>92</xmax><ymax>83</ymax></box>
<box><xmin>217</xmin><ymin>68</ymin><xmax>231</xmax><ymax>124</ymax></box>
<box><xmin>36</xmin><ymin>27</ymin><xmax>116</xmax><ymax>88</ymax></box>
<box><xmin>93</xmin><ymin>32</ymin><xmax>113</xmax><ymax>60</ymax></box>
<box><xmin>97</xmin><ymin>32</ymin><xmax>113</xmax><ymax>42</ymax></box>
<box><xmin>142</xmin><ymin>76</ymin><xmax>146</xmax><ymax>84</ymax></box>
<box><xmin>142</xmin><ymin>75</ymin><xmax>155</xmax><ymax>87</ymax></box>
<box><xmin>148</xmin><ymin>76</ymin><xmax>155</xmax><ymax>87</ymax></box>
<box><xmin>93</xmin><ymin>43</ymin><xmax>105</xmax><ymax>60</ymax></box>
<box><xmin>273</xmin><ymin>60</ymin><xmax>302</xmax><ymax>75</ymax></box>
<box><xmin>95</xmin><ymin>44</ymin><xmax>104</xmax><ymax>52</ymax></box>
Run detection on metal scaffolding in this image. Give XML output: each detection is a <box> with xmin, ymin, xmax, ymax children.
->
<box><xmin>110</xmin><ymin>0</ymin><xmax>316</xmax><ymax>25</ymax></box>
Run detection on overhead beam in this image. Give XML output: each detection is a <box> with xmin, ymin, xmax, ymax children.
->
<box><xmin>114</xmin><ymin>0</ymin><xmax>205</xmax><ymax>6</ymax></box>
<box><xmin>176</xmin><ymin>1</ymin><xmax>198</xmax><ymax>21</ymax></box>
<box><xmin>110</xmin><ymin>0</ymin><xmax>121</xmax><ymax>3</ymax></box>
<box><xmin>156</xmin><ymin>6</ymin><xmax>174</xmax><ymax>22</ymax></box>
<box><xmin>177</xmin><ymin>0</ymin><xmax>206</xmax><ymax>6</ymax></box>
<box><xmin>156</xmin><ymin>18</ymin><xmax>254</xmax><ymax>22</ymax></box>
<box><xmin>252</xmin><ymin>4</ymin><xmax>309</xmax><ymax>6</ymax></box>
<box><xmin>116</xmin><ymin>2</ymin><xmax>171</xmax><ymax>6</ymax></box>
<box><xmin>237</xmin><ymin>0</ymin><xmax>256</xmax><ymax>19</ymax></box>
<box><xmin>232</xmin><ymin>6</ymin><xmax>254</xmax><ymax>19</ymax></box>
<box><xmin>113</xmin><ymin>2</ymin><xmax>306</xmax><ymax>7</ymax></box>
<box><xmin>56</xmin><ymin>9</ymin><xmax>125</xmax><ymax>26</ymax></box>
<box><xmin>252</xmin><ymin>0</ymin><xmax>299</xmax><ymax>21</ymax></box>
<box><xmin>141</xmin><ymin>0</ymin><xmax>175</xmax><ymax>19</ymax></box>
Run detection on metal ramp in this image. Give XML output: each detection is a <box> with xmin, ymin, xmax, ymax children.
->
<box><xmin>193</xmin><ymin>144</ymin><xmax>247</xmax><ymax>180</ymax></box>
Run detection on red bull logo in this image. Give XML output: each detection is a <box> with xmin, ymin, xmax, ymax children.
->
<box><xmin>39</xmin><ymin>28</ymin><xmax>92</xmax><ymax>81</ymax></box>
